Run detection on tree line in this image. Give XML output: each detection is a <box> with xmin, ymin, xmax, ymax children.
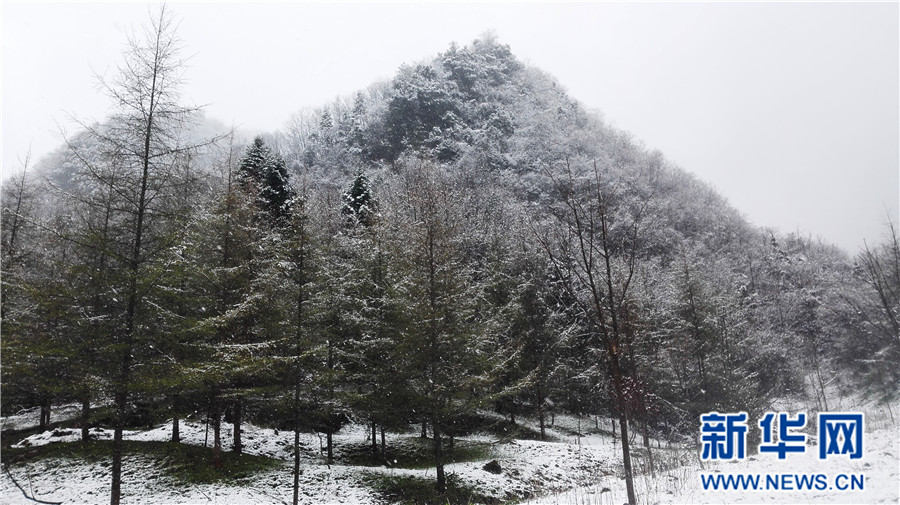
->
<box><xmin>2</xmin><ymin>8</ymin><xmax>897</xmax><ymax>505</ymax></box>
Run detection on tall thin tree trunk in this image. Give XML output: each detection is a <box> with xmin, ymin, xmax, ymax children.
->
<box><xmin>110</xmin><ymin>388</ymin><xmax>126</xmax><ymax>505</ymax></box>
<box><xmin>643</xmin><ymin>421</ymin><xmax>654</xmax><ymax>474</ymax></box>
<box><xmin>213</xmin><ymin>396</ymin><xmax>222</xmax><ymax>469</ymax></box>
<box><xmin>421</xmin><ymin>421</ymin><xmax>428</xmax><ymax>438</ymax></box>
<box><xmin>538</xmin><ymin>397</ymin><xmax>546</xmax><ymax>441</ymax></box>
<box><xmin>81</xmin><ymin>391</ymin><xmax>91</xmax><ymax>442</ymax></box>
<box><xmin>172</xmin><ymin>414</ymin><xmax>180</xmax><ymax>444</ymax></box>
<box><xmin>111</xmin><ymin>64</ymin><xmax>151</xmax><ymax>505</ymax></box>
<box><xmin>171</xmin><ymin>394</ymin><xmax>180</xmax><ymax>443</ymax></box>
<box><xmin>433</xmin><ymin>422</ymin><xmax>446</xmax><ymax>492</ymax></box>
<box><xmin>290</xmin><ymin>211</ymin><xmax>306</xmax><ymax>505</ymax></box>
<box><xmin>39</xmin><ymin>399</ymin><xmax>51</xmax><ymax>431</ymax></box>
<box><xmin>371</xmin><ymin>421</ymin><xmax>378</xmax><ymax>456</ymax></box>
<box><xmin>293</xmin><ymin>383</ymin><xmax>301</xmax><ymax>505</ymax></box>
<box><xmin>611</xmin><ymin>355</ymin><xmax>637</xmax><ymax>505</ymax></box>
<box><xmin>576</xmin><ymin>415</ymin><xmax>581</xmax><ymax>446</ymax></box>
<box><xmin>232</xmin><ymin>400</ymin><xmax>242</xmax><ymax>454</ymax></box>
<box><xmin>617</xmin><ymin>410</ymin><xmax>636</xmax><ymax>503</ymax></box>
<box><xmin>380</xmin><ymin>426</ymin><xmax>386</xmax><ymax>459</ymax></box>
<box><xmin>326</xmin><ymin>431</ymin><xmax>333</xmax><ymax>464</ymax></box>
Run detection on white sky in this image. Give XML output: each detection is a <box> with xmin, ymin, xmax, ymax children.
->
<box><xmin>2</xmin><ymin>1</ymin><xmax>898</xmax><ymax>254</ymax></box>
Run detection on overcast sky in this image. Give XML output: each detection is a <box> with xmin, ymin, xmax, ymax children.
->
<box><xmin>2</xmin><ymin>1</ymin><xmax>897</xmax><ymax>254</ymax></box>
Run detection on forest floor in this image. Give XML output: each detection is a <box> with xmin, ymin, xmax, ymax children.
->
<box><xmin>1</xmin><ymin>401</ymin><xmax>897</xmax><ymax>504</ymax></box>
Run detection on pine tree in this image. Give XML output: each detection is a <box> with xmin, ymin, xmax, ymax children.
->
<box><xmin>346</xmin><ymin>92</ymin><xmax>368</xmax><ymax>156</ymax></box>
<box><xmin>59</xmin><ymin>7</ymin><xmax>216</xmax><ymax>502</ymax></box>
<box><xmin>390</xmin><ymin>162</ymin><xmax>501</xmax><ymax>492</ymax></box>
<box><xmin>339</xmin><ymin>177</ymin><xmax>415</xmax><ymax>459</ymax></box>
<box><xmin>282</xmin><ymin>193</ymin><xmax>315</xmax><ymax>505</ymax></box>
<box><xmin>238</xmin><ymin>136</ymin><xmax>295</xmax><ymax>228</ymax></box>
<box><xmin>0</xmin><ymin>160</ymin><xmax>46</xmax><ymax>418</ymax></box>
<box><xmin>342</xmin><ymin>171</ymin><xmax>376</xmax><ymax>227</ymax></box>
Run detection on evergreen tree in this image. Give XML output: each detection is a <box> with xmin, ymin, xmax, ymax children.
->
<box><xmin>59</xmin><ymin>8</ymin><xmax>217</xmax><ymax>502</ymax></box>
<box><xmin>341</xmin><ymin>171</ymin><xmax>376</xmax><ymax>227</ymax></box>
<box><xmin>390</xmin><ymin>162</ymin><xmax>502</xmax><ymax>492</ymax></box>
<box><xmin>281</xmin><ymin>193</ymin><xmax>316</xmax><ymax>505</ymax></box>
<box><xmin>238</xmin><ymin>136</ymin><xmax>295</xmax><ymax>228</ymax></box>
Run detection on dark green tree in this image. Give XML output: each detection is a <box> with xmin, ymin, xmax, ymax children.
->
<box><xmin>341</xmin><ymin>171</ymin><xmax>377</xmax><ymax>227</ymax></box>
<box><xmin>62</xmin><ymin>8</ymin><xmax>217</xmax><ymax>502</ymax></box>
<box><xmin>391</xmin><ymin>162</ymin><xmax>503</xmax><ymax>492</ymax></box>
<box><xmin>238</xmin><ymin>136</ymin><xmax>295</xmax><ymax>228</ymax></box>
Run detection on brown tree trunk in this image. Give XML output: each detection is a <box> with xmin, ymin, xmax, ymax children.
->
<box><xmin>232</xmin><ymin>400</ymin><xmax>242</xmax><ymax>454</ymax></box>
<box><xmin>611</xmin><ymin>355</ymin><xmax>637</xmax><ymax>505</ymax></box>
<box><xmin>617</xmin><ymin>409</ymin><xmax>636</xmax><ymax>504</ymax></box>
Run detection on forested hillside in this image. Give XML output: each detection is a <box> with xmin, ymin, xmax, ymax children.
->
<box><xmin>2</xmin><ymin>11</ymin><xmax>897</xmax><ymax>505</ymax></box>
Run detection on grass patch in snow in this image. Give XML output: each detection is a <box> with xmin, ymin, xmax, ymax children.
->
<box><xmin>2</xmin><ymin>440</ymin><xmax>279</xmax><ymax>485</ymax></box>
<box><xmin>366</xmin><ymin>473</ymin><xmax>495</xmax><ymax>505</ymax></box>
<box><xmin>343</xmin><ymin>436</ymin><xmax>493</xmax><ymax>469</ymax></box>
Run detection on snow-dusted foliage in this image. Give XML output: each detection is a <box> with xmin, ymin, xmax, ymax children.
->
<box><xmin>2</xmin><ymin>24</ymin><xmax>896</xmax><ymax>505</ymax></box>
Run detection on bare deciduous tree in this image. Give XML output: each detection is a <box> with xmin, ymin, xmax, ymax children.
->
<box><xmin>537</xmin><ymin>158</ymin><xmax>651</xmax><ymax>505</ymax></box>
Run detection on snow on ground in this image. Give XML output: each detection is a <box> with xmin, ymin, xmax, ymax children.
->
<box><xmin>0</xmin><ymin>403</ymin><xmax>86</xmax><ymax>432</ymax></box>
<box><xmin>2</xmin><ymin>404</ymin><xmax>896</xmax><ymax>504</ymax></box>
<box><xmin>2</xmin><ymin>419</ymin><xmax>383</xmax><ymax>505</ymax></box>
<box><xmin>0</xmin><ymin>413</ymin><xmax>623</xmax><ymax>504</ymax></box>
<box><xmin>526</xmin><ymin>406</ymin><xmax>899</xmax><ymax>505</ymax></box>
<box><xmin>1</xmin><ymin>451</ymin><xmax>375</xmax><ymax>505</ymax></box>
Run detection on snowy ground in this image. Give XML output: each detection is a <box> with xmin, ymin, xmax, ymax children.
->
<box><xmin>0</xmin><ymin>403</ymin><xmax>88</xmax><ymax>432</ymax></box>
<box><xmin>0</xmin><ymin>411</ymin><xmax>623</xmax><ymax>505</ymax></box>
<box><xmin>1</xmin><ymin>403</ymin><xmax>897</xmax><ymax>504</ymax></box>
<box><xmin>526</xmin><ymin>405</ymin><xmax>899</xmax><ymax>505</ymax></box>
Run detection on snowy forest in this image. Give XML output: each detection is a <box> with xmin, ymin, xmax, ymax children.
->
<box><xmin>2</xmin><ymin>8</ymin><xmax>898</xmax><ymax>505</ymax></box>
